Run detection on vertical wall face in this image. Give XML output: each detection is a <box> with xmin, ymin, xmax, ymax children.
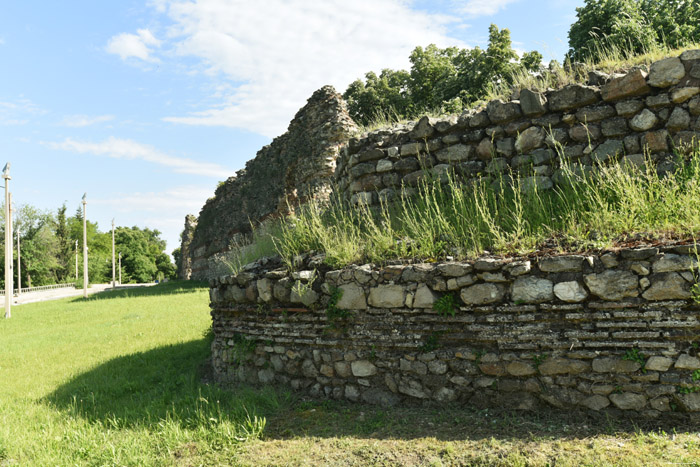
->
<box><xmin>184</xmin><ymin>86</ymin><xmax>358</xmax><ymax>280</ymax></box>
<box><xmin>335</xmin><ymin>51</ymin><xmax>700</xmax><ymax>207</ymax></box>
<box><xmin>178</xmin><ymin>215</ymin><xmax>197</xmax><ymax>280</ymax></box>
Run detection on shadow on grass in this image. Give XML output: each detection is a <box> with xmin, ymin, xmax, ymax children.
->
<box><xmin>73</xmin><ymin>280</ymin><xmax>210</xmax><ymax>303</ymax></box>
<box><xmin>46</xmin><ymin>337</ymin><xmax>286</xmax><ymax>429</ymax></box>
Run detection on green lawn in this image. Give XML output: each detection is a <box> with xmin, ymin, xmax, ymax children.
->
<box><xmin>1</xmin><ymin>281</ymin><xmax>699</xmax><ymax>466</ymax></box>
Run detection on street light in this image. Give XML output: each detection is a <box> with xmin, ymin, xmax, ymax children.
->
<box><xmin>82</xmin><ymin>193</ymin><xmax>88</xmax><ymax>299</ymax></box>
<box><xmin>118</xmin><ymin>252</ymin><xmax>122</xmax><ymax>285</ymax></box>
<box><xmin>16</xmin><ymin>218</ymin><xmax>20</xmax><ymax>296</ymax></box>
<box><xmin>75</xmin><ymin>239</ymin><xmax>78</xmax><ymax>280</ymax></box>
<box><xmin>112</xmin><ymin>219</ymin><xmax>116</xmax><ymax>288</ymax></box>
<box><xmin>3</xmin><ymin>162</ymin><xmax>12</xmax><ymax>318</ymax></box>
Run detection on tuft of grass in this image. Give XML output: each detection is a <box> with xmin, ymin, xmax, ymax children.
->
<box><xmin>268</xmin><ymin>146</ymin><xmax>700</xmax><ymax>269</ymax></box>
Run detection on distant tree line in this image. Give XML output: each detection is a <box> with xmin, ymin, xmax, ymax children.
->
<box><xmin>0</xmin><ymin>203</ymin><xmax>175</xmax><ymax>288</ymax></box>
<box><xmin>343</xmin><ymin>1</ymin><xmax>699</xmax><ymax>125</ymax></box>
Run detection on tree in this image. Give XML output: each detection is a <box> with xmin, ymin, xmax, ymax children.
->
<box><xmin>115</xmin><ymin>227</ymin><xmax>175</xmax><ymax>283</ymax></box>
<box><xmin>568</xmin><ymin>0</ymin><xmax>700</xmax><ymax>62</ymax></box>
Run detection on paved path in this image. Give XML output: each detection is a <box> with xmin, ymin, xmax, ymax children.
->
<box><xmin>0</xmin><ymin>283</ymin><xmax>157</xmax><ymax>307</ymax></box>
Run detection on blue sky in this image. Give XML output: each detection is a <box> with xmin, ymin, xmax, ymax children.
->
<box><xmin>0</xmin><ymin>0</ymin><xmax>583</xmax><ymax>255</ymax></box>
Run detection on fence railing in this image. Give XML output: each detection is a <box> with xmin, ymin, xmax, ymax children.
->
<box><xmin>0</xmin><ymin>283</ymin><xmax>76</xmax><ymax>295</ymax></box>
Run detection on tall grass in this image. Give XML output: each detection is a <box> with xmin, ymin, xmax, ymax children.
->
<box><xmin>267</xmin><ymin>147</ymin><xmax>700</xmax><ymax>269</ymax></box>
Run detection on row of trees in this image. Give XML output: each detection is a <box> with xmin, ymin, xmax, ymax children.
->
<box><xmin>343</xmin><ymin>0</ymin><xmax>699</xmax><ymax>126</ymax></box>
<box><xmin>0</xmin><ymin>203</ymin><xmax>175</xmax><ymax>288</ymax></box>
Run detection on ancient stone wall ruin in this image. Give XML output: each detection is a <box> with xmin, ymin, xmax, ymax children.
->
<box><xmin>184</xmin><ymin>86</ymin><xmax>357</xmax><ymax>280</ymax></box>
<box><xmin>210</xmin><ymin>246</ymin><xmax>700</xmax><ymax>416</ymax></box>
<box><xmin>335</xmin><ymin>51</ymin><xmax>700</xmax><ymax>207</ymax></box>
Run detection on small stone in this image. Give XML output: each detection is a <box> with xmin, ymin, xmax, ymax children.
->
<box><xmin>680</xmin><ymin>49</ymin><xmax>700</xmax><ymax>61</ymax></box>
<box><xmin>511</xmin><ymin>277</ymin><xmax>554</xmax><ymax>304</ymax></box>
<box><xmin>376</xmin><ymin>159</ymin><xmax>393</xmax><ymax>173</ymax></box>
<box><xmin>648</xmin><ymin>57</ymin><xmax>686</xmax><ymax>88</ymax></box>
<box><xmin>351</xmin><ymin>360</ymin><xmax>378</xmax><ymax>377</ymax></box>
<box><xmin>630</xmin><ymin>109</ymin><xmax>658</xmax><ymax>131</ymax></box>
<box><xmin>433</xmin><ymin>387</ymin><xmax>457</xmax><ymax>402</ymax></box>
<box><xmin>399</xmin><ymin>380</ymin><xmax>428</xmax><ymax>399</ymax></box>
<box><xmin>437</xmin><ymin>262</ymin><xmax>472</xmax><ymax>277</ymax></box>
<box><xmin>538</xmin><ymin>358</ymin><xmax>588</xmax><ymax>375</ymax></box>
<box><xmin>504</xmin><ymin>260</ymin><xmax>531</xmax><ymax>276</ymax></box>
<box><xmin>616</xmin><ymin>99</ymin><xmax>645</xmax><ymax>117</ymax></box>
<box><xmin>609</xmin><ymin>393</ymin><xmax>647</xmax><ymax>410</ymax></box>
<box><xmin>591</xmin><ymin>139</ymin><xmax>624</xmax><ymax>163</ymax></box>
<box><xmin>539</xmin><ymin>255</ymin><xmax>584</xmax><ymax>272</ymax></box>
<box><xmin>515</xmin><ymin>126</ymin><xmax>545</xmax><ymax>153</ymax></box>
<box><xmin>581</xmin><ymin>395</ymin><xmax>611</xmax><ymax>411</ymax></box>
<box><xmin>301</xmin><ymin>359</ymin><xmax>319</xmax><ymax>378</ymax></box>
<box><xmin>671</xmin><ymin>87</ymin><xmax>700</xmax><ymax>103</ymax></box>
<box><xmin>675</xmin><ymin>354</ymin><xmax>700</xmax><ymax>370</ymax></box>
<box><xmin>460</xmin><ymin>283</ymin><xmax>505</xmax><ymax>305</ymax></box>
<box><xmin>641</xmin><ymin>130</ymin><xmax>669</xmax><ymax>153</ymax></box>
<box><xmin>436</xmin><ymin>144</ymin><xmax>472</xmax><ymax>163</ymax></box>
<box><xmin>334</xmin><ymin>361</ymin><xmax>352</xmax><ymax>378</ymax></box>
<box><xmin>506</xmin><ymin>361</ymin><xmax>536</xmax><ymax>376</ymax></box>
<box><xmin>476</xmin><ymin>138</ymin><xmax>495</xmax><ymax>160</ymax></box>
<box><xmin>667</xmin><ymin>107</ymin><xmax>691</xmax><ymax>131</ymax></box>
<box><xmin>554</xmin><ymin>281</ymin><xmax>588</xmax><ymax>303</ymax></box>
<box><xmin>520</xmin><ymin>89</ymin><xmax>547</xmax><ymax>116</ymax></box>
<box><xmin>584</xmin><ymin>270</ymin><xmax>638</xmax><ymax>300</ymax></box>
<box><xmin>428</xmin><ymin>360</ymin><xmax>448</xmax><ymax>375</ymax></box>
<box><xmin>368</xmin><ymin>284</ymin><xmax>405</xmax><ymax>308</ymax></box>
<box><xmin>474</xmin><ymin>258</ymin><xmax>505</xmax><ymax>271</ymax></box>
<box><xmin>601</xmin><ymin>117</ymin><xmax>629</xmax><ymax>137</ymax></box>
<box><xmin>319</xmin><ymin>364</ymin><xmax>334</xmax><ymax>378</ymax></box>
<box><xmin>645</xmin><ymin>356</ymin><xmax>673</xmax><ymax>372</ymax></box>
<box><xmin>592</xmin><ymin>358</ymin><xmax>641</xmax><ymax>373</ymax></box>
<box><xmin>413</xmin><ymin>284</ymin><xmax>437</xmax><ymax>309</ymax></box>
<box><xmin>345</xmin><ymin>385</ymin><xmax>360</xmax><ymax>401</ymax></box>
<box><xmin>630</xmin><ymin>263</ymin><xmax>650</xmax><ymax>275</ymax></box>
<box><xmin>646</xmin><ymin>94</ymin><xmax>671</xmax><ymax>108</ymax></box>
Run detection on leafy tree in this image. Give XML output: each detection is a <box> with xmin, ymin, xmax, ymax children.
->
<box><xmin>568</xmin><ymin>0</ymin><xmax>700</xmax><ymax>62</ymax></box>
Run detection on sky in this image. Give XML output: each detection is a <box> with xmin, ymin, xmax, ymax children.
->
<box><xmin>0</xmin><ymin>0</ymin><xmax>583</xmax><ymax>256</ymax></box>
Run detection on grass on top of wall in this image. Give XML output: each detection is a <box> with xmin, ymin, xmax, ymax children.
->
<box><xmin>218</xmin><ymin>145</ymin><xmax>700</xmax><ymax>272</ymax></box>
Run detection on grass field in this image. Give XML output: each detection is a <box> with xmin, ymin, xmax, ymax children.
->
<box><xmin>1</xmin><ymin>282</ymin><xmax>700</xmax><ymax>466</ymax></box>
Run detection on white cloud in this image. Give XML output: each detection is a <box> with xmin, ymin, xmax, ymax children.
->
<box><xmin>457</xmin><ymin>0</ymin><xmax>521</xmax><ymax>17</ymax></box>
<box><xmin>106</xmin><ymin>28</ymin><xmax>162</xmax><ymax>61</ymax></box>
<box><xmin>59</xmin><ymin>114</ymin><xmax>115</xmax><ymax>127</ymax></box>
<box><xmin>46</xmin><ymin>137</ymin><xmax>231</xmax><ymax>178</ymax></box>
<box><xmin>0</xmin><ymin>98</ymin><xmax>46</xmax><ymax>125</ymax></box>
<box><xmin>147</xmin><ymin>0</ymin><xmax>462</xmax><ymax>137</ymax></box>
<box><xmin>92</xmin><ymin>185</ymin><xmax>214</xmax><ymax>252</ymax></box>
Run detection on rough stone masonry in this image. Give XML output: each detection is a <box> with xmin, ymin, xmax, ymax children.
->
<box><xmin>210</xmin><ymin>246</ymin><xmax>700</xmax><ymax>418</ymax></box>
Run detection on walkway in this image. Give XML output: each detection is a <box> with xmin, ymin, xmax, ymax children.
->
<box><xmin>0</xmin><ymin>283</ymin><xmax>157</xmax><ymax>307</ymax></box>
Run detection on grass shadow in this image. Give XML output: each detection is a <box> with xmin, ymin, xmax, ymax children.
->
<box><xmin>46</xmin><ymin>336</ymin><xmax>286</xmax><ymax>429</ymax></box>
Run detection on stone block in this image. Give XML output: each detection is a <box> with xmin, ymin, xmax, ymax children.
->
<box><xmin>641</xmin><ymin>130</ymin><xmax>669</xmax><ymax>153</ymax></box>
<box><xmin>539</xmin><ymin>358</ymin><xmax>589</xmax><ymax>375</ymax></box>
<box><xmin>368</xmin><ymin>284</ymin><xmax>405</xmax><ymax>308</ymax></box>
<box><xmin>667</xmin><ymin>107</ymin><xmax>691</xmax><ymax>131</ymax></box>
<box><xmin>591</xmin><ymin>140</ymin><xmax>624</xmax><ymax>163</ymax></box>
<box><xmin>515</xmin><ymin>126</ymin><xmax>545</xmax><ymax>153</ymax></box>
<box><xmin>675</xmin><ymin>354</ymin><xmax>700</xmax><ymax>370</ymax></box>
<box><xmin>487</xmin><ymin>100</ymin><xmax>522</xmax><ymax>124</ymax></box>
<box><xmin>601</xmin><ymin>69</ymin><xmax>650</xmax><ymax>101</ymax></box>
<box><xmin>554</xmin><ymin>281</ymin><xmax>589</xmax><ymax>303</ymax></box>
<box><xmin>675</xmin><ymin>393</ymin><xmax>700</xmax><ymax>412</ymax></box>
<box><xmin>630</xmin><ymin>109</ymin><xmax>658</xmax><ymax>131</ymax></box>
<box><xmin>520</xmin><ymin>89</ymin><xmax>547</xmax><ymax>116</ymax></box>
<box><xmin>581</xmin><ymin>395</ymin><xmax>611</xmax><ymax>411</ymax></box>
<box><xmin>413</xmin><ymin>284</ymin><xmax>437</xmax><ymax>309</ymax></box>
<box><xmin>409</xmin><ymin>116</ymin><xmax>436</xmax><ymax>139</ymax></box>
<box><xmin>645</xmin><ymin>356</ymin><xmax>673</xmax><ymax>372</ymax></box>
<box><xmin>576</xmin><ymin>105</ymin><xmax>616</xmax><ymax>122</ymax></box>
<box><xmin>460</xmin><ymin>283</ymin><xmax>505</xmax><ymax>305</ymax></box>
<box><xmin>642</xmin><ymin>273</ymin><xmax>692</xmax><ymax>300</ymax></box>
<box><xmin>436</xmin><ymin>144</ymin><xmax>473</xmax><ymax>163</ymax></box>
<box><xmin>648</xmin><ymin>57</ymin><xmax>686</xmax><ymax>88</ymax></box>
<box><xmin>609</xmin><ymin>392</ymin><xmax>647</xmax><ymax>410</ymax></box>
<box><xmin>476</xmin><ymin>138</ymin><xmax>495</xmax><ymax>160</ymax></box>
<box><xmin>351</xmin><ymin>360</ymin><xmax>377</xmax><ymax>377</ymax></box>
<box><xmin>337</xmin><ymin>283</ymin><xmax>367</xmax><ymax>310</ymax></box>
<box><xmin>506</xmin><ymin>361</ymin><xmax>536</xmax><ymax>376</ymax></box>
<box><xmin>671</xmin><ymin>87</ymin><xmax>700</xmax><ymax>103</ymax></box>
<box><xmin>592</xmin><ymin>358</ymin><xmax>641</xmax><ymax>373</ymax></box>
<box><xmin>654</xmin><ymin>254</ymin><xmax>698</xmax><ymax>272</ymax></box>
<box><xmin>539</xmin><ymin>255</ymin><xmax>585</xmax><ymax>272</ymax></box>
<box><xmin>511</xmin><ymin>277</ymin><xmax>553</xmax><ymax>304</ymax></box>
<box><xmin>548</xmin><ymin>84</ymin><xmax>599</xmax><ymax>112</ymax></box>
<box><xmin>601</xmin><ymin>117</ymin><xmax>629</xmax><ymax>137</ymax></box>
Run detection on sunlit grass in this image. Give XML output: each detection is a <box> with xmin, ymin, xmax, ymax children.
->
<box><xmin>0</xmin><ymin>281</ymin><xmax>284</xmax><ymax>466</ymax></box>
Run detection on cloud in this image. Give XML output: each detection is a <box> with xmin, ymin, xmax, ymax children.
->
<box><xmin>106</xmin><ymin>28</ymin><xmax>162</xmax><ymax>61</ymax></box>
<box><xmin>0</xmin><ymin>98</ymin><xmax>46</xmax><ymax>125</ymax></box>
<box><xmin>59</xmin><ymin>114</ymin><xmax>115</xmax><ymax>127</ymax></box>
<box><xmin>46</xmin><ymin>137</ymin><xmax>231</xmax><ymax>178</ymax></box>
<box><xmin>147</xmin><ymin>0</ymin><xmax>462</xmax><ymax>137</ymax></box>
<box><xmin>457</xmin><ymin>0</ymin><xmax>521</xmax><ymax>17</ymax></box>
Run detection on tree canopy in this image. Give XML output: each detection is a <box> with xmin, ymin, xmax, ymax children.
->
<box><xmin>568</xmin><ymin>0</ymin><xmax>700</xmax><ymax>62</ymax></box>
<box><xmin>0</xmin><ymin>202</ymin><xmax>176</xmax><ymax>288</ymax></box>
<box><xmin>343</xmin><ymin>24</ymin><xmax>543</xmax><ymax>126</ymax></box>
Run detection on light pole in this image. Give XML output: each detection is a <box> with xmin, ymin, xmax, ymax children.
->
<box><xmin>16</xmin><ymin>219</ymin><xmax>20</xmax><ymax>296</ymax></box>
<box><xmin>118</xmin><ymin>252</ymin><xmax>122</xmax><ymax>285</ymax></box>
<box><xmin>75</xmin><ymin>239</ymin><xmax>78</xmax><ymax>280</ymax></box>
<box><xmin>82</xmin><ymin>193</ymin><xmax>88</xmax><ymax>298</ymax></box>
<box><xmin>112</xmin><ymin>219</ymin><xmax>116</xmax><ymax>288</ymax></box>
<box><xmin>3</xmin><ymin>163</ymin><xmax>12</xmax><ymax>318</ymax></box>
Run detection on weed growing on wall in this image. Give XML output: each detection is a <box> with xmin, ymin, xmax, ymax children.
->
<box><xmin>433</xmin><ymin>293</ymin><xmax>458</xmax><ymax>317</ymax></box>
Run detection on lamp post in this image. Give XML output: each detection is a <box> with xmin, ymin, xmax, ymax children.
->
<box><xmin>82</xmin><ymin>193</ymin><xmax>88</xmax><ymax>299</ymax></box>
<box><xmin>3</xmin><ymin>163</ymin><xmax>12</xmax><ymax>318</ymax></box>
<box><xmin>16</xmin><ymin>219</ymin><xmax>20</xmax><ymax>296</ymax></box>
<box><xmin>112</xmin><ymin>219</ymin><xmax>116</xmax><ymax>288</ymax></box>
<box><xmin>75</xmin><ymin>239</ymin><xmax>78</xmax><ymax>280</ymax></box>
<box><xmin>118</xmin><ymin>252</ymin><xmax>122</xmax><ymax>285</ymax></box>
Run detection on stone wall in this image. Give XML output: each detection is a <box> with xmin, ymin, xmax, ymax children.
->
<box><xmin>335</xmin><ymin>50</ymin><xmax>700</xmax><ymax>206</ymax></box>
<box><xmin>209</xmin><ymin>246</ymin><xmax>700</xmax><ymax>416</ymax></box>
<box><xmin>186</xmin><ymin>86</ymin><xmax>357</xmax><ymax>280</ymax></box>
<box><xmin>178</xmin><ymin>214</ymin><xmax>197</xmax><ymax>280</ymax></box>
